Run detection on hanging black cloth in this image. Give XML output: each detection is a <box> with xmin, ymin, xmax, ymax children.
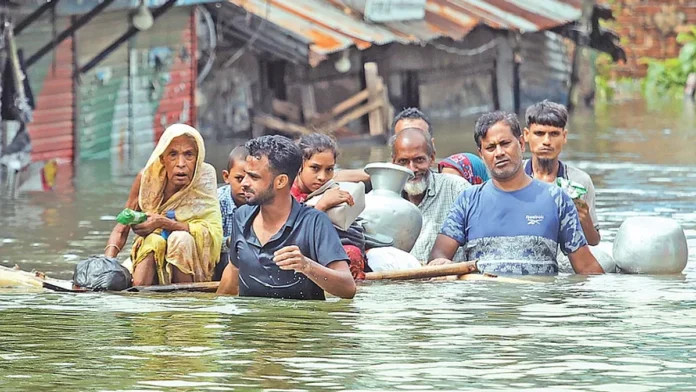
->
<box><xmin>2</xmin><ymin>48</ymin><xmax>35</xmax><ymax>122</ymax></box>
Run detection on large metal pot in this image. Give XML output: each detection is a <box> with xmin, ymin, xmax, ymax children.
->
<box><xmin>613</xmin><ymin>216</ymin><xmax>688</xmax><ymax>274</ymax></box>
<box><xmin>358</xmin><ymin>163</ymin><xmax>423</xmax><ymax>252</ymax></box>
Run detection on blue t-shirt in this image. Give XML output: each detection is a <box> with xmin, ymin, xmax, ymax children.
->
<box><xmin>229</xmin><ymin>198</ymin><xmax>349</xmax><ymax>300</ymax></box>
<box><xmin>440</xmin><ymin>179</ymin><xmax>587</xmax><ymax>275</ymax></box>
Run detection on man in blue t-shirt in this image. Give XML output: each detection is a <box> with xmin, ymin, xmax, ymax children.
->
<box><xmin>217</xmin><ymin>135</ymin><xmax>356</xmax><ymax>299</ymax></box>
<box><xmin>429</xmin><ymin>111</ymin><xmax>604</xmax><ymax>275</ymax></box>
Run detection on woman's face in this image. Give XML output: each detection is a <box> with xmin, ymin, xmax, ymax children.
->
<box><xmin>162</xmin><ymin>135</ymin><xmax>198</xmax><ymax>189</ymax></box>
<box><xmin>298</xmin><ymin>150</ymin><xmax>335</xmax><ymax>192</ymax></box>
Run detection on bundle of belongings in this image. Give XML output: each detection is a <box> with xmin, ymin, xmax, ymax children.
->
<box><xmin>72</xmin><ymin>256</ymin><xmax>132</xmax><ymax>291</ymax></box>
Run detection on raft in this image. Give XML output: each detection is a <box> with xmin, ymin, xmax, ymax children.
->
<box><xmin>0</xmin><ymin>265</ymin><xmax>220</xmax><ymax>293</ymax></box>
<box><xmin>0</xmin><ymin>261</ymin><xmax>530</xmax><ymax>294</ymax></box>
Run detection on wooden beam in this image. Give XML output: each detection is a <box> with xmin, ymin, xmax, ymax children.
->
<box><xmin>364</xmin><ymin>62</ymin><xmax>385</xmax><ymax>136</ymax></box>
<box><xmin>254</xmin><ymin>114</ymin><xmax>313</xmax><ymax>135</ymax></box>
<box><xmin>26</xmin><ymin>0</ymin><xmax>118</xmax><ymax>68</ymax></box>
<box><xmin>15</xmin><ymin>0</ymin><xmax>62</xmax><ymax>36</ymax></box>
<box><xmin>272</xmin><ymin>99</ymin><xmax>301</xmax><ymax>123</ymax></box>
<box><xmin>312</xmin><ymin>84</ymin><xmax>383</xmax><ymax>126</ymax></box>
<box><xmin>79</xmin><ymin>0</ymin><xmax>179</xmax><ymax>74</ymax></box>
<box><xmin>320</xmin><ymin>99</ymin><xmax>382</xmax><ymax>134</ymax></box>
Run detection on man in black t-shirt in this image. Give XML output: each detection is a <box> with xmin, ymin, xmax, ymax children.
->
<box><xmin>217</xmin><ymin>135</ymin><xmax>356</xmax><ymax>300</ymax></box>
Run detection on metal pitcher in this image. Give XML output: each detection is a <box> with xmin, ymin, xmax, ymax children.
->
<box><xmin>358</xmin><ymin>163</ymin><xmax>423</xmax><ymax>252</ymax></box>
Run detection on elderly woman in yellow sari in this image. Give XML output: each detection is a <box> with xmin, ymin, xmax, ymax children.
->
<box><xmin>104</xmin><ymin>124</ymin><xmax>222</xmax><ymax>286</ymax></box>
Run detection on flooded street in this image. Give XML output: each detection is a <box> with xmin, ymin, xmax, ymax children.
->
<box><xmin>2</xmin><ymin>99</ymin><xmax>696</xmax><ymax>391</ymax></box>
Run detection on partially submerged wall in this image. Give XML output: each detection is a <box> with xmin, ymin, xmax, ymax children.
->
<box><xmin>605</xmin><ymin>0</ymin><xmax>696</xmax><ymax>78</ymax></box>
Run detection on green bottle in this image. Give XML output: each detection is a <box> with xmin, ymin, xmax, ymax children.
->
<box><xmin>116</xmin><ymin>208</ymin><xmax>147</xmax><ymax>225</ymax></box>
<box><xmin>556</xmin><ymin>178</ymin><xmax>587</xmax><ymax>200</ymax></box>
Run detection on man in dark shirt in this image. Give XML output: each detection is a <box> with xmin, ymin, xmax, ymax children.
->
<box><xmin>217</xmin><ymin>135</ymin><xmax>356</xmax><ymax>300</ymax></box>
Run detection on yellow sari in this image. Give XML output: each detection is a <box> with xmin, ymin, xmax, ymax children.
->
<box><xmin>130</xmin><ymin>124</ymin><xmax>222</xmax><ymax>284</ymax></box>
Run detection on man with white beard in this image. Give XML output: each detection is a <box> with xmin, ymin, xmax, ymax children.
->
<box><xmin>390</xmin><ymin>128</ymin><xmax>471</xmax><ymax>262</ymax></box>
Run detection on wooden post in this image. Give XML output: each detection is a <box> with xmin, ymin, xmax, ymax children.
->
<box><xmin>495</xmin><ymin>33</ymin><xmax>516</xmax><ymax>113</ymax></box>
<box><xmin>300</xmin><ymin>84</ymin><xmax>317</xmax><ymax>122</ymax></box>
<box><xmin>378</xmin><ymin>76</ymin><xmax>392</xmax><ymax>131</ymax></box>
<box><xmin>364</xmin><ymin>62</ymin><xmax>385</xmax><ymax>137</ymax></box>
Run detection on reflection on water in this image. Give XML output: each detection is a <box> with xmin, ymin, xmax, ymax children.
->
<box><xmin>2</xmin><ymin>277</ymin><xmax>696</xmax><ymax>391</ymax></box>
<box><xmin>1</xmin><ymin>99</ymin><xmax>696</xmax><ymax>390</ymax></box>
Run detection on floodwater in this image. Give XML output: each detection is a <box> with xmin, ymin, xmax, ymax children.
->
<box><xmin>1</xmin><ymin>99</ymin><xmax>696</xmax><ymax>391</ymax></box>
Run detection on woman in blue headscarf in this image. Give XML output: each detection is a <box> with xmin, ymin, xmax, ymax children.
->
<box><xmin>438</xmin><ymin>153</ymin><xmax>489</xmax><ymax>185</ymax></box>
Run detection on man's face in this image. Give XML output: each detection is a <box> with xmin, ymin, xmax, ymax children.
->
<box><xmin>394</xmin><ymin>118</ymin><xmax>429</xmax><ymax>134</ymax></box>
<box><xmin>524</xmin><ymin>124</ymin><xmax>567</xmax><ymax>160</ymax></box>
<box><xmin>161</xmin><ymin>135</ymin><xmax>197</xmax><ymax>189</ymax></box>
<box><xmin>478</xmin><ymin>122</ymin><xmax>524</xmax><ymax>181</ymax></box>
<box><xmin>223</xmin><ymin>159</ymin><xmax>247</xmax><ymax>206</ymax></box>
<box><xmin>392</xmin><ymin>135</ymin><xmax>435</xmax><ymax>196</ymax></box>
<box><xmin>241</xmin><ymin>155</ymin><xmax>277</xmax><ymax>206</ymax></box>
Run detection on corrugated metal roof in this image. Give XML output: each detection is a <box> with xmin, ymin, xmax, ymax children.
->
<box><xmin>228</xmin><ymin>0</ymin><xmax>585</xmax><ymax>65</ymax></box>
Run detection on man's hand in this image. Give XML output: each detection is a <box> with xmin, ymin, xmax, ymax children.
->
<box><xmin>428</xmin><ymin>258</ymin><xmax>453</xmax><ymax>266</ymax></box>
<box><xmin>132</xmin><ymin>213</ymin><xmax>166</xmax><ymax>237</ymax></box>
<box><xmin>274</xmin><ymin>245</ymin><xmax>312</xmax><ymax>274</ymax></box>
<box><xmin>574</xmin><ymin>198</ymin><xmax>600</xmax><ymax>245</ymax></box>
<box><xmin>574</xmin><ymin>199</ymin><xmax>591</xmax><ymax>225</ymax></box>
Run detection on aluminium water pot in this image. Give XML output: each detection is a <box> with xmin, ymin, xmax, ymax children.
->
<box><xmin>613</xmin><ymin>216</ymin><xmax>688</xmax><ymax>274</ymax></box>
<box><xmin>358</xmin><ymin>163</ymin><xmax>423</xmax><ymax>252</ymax></box>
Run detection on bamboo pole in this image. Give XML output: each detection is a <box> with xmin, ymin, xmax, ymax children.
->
<box><xmin>272</xmin><ymin>99</ymin><xmax>302</xmax><ymax>123</ymax></box>
<box><xmin>253</xmin><ymin>114</ymin><xmax>313</xmax><ymax>135</ymax></box>
<box><xmin>364</xmin><ymin>261</ymin><xmax>478</xmax><ymax>281</ymax></box>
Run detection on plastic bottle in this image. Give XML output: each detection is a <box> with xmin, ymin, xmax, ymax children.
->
<box><xmin>161</xmin><ymin>210</ymin><xmax>176</xmax><ymax>240</ymax></box>
<box><xmin>116</xmin><ymin>209</ymin><xmax>147</xmax><ymax>225</ymax></box>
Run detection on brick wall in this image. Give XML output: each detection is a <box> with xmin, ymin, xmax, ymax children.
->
<box><xmin>605</xmin><ymin>0</ymin><xmax>696</xmax><ymax>78</ymax></box>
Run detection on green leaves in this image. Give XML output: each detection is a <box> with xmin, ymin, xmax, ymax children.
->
<box><xmin>643</xmin><ymin>26</ymin><xmax>696</xmax><ymax>97</ymax></box>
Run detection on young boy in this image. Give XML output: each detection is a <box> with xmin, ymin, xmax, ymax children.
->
<box><xmin>215</xmin><ymin>145</ymin><xmax>247</xmax><ymax>280</ymax></box>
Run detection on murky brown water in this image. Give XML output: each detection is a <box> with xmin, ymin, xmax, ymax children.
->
<box><xmin>1</xmin><ymin>99</ymin><xmax>696</xmax><ymax>391</ymax></box>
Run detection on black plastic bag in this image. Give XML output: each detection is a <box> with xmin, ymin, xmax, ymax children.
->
<box><xmin>73</xmin><ymin>256</ymin><xmax>132</xmax><ymax>291</ymax></box>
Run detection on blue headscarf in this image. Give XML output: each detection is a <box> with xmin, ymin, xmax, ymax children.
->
<box><xmin>438</xmin><ymin>153</ymin><xmax>489</xmax><ymax>184</ymax></box>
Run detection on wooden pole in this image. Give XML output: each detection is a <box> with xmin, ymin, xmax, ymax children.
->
<box><xmin>300</xmin><ymin>84</ymin><xmax>317</xmax><ymax>122</ymax></box>
<box><xmin>364</xmin><ymin>62</ymin><xmax>385</xmax><ymax>136</ymax></box>
<box><xmin>364</xmin><ymin>261</ymin><xmax>478</xmax><ymax>281</ymax></box>
<box><xmin>127</xmin><ymin>281</ymin><xmax>220</xmax><ymax>293</ymax></box>
<box><xmin>379</xmin><ymin>77</ymin><xmax>393</xmax><ymax>131</ymax></box>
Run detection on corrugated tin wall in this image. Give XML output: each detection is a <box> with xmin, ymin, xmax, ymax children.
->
<box><xmin>129</xmin><ymin>6</ymin><xmax>196</xmax><ymax>170</ymax></box>
<box><xmin>16</xmin><ymin>14</ymin><xmax>75</xmax><ymax>162</ymax></box>
<box><xmin>75</xmin><ymin>10</ymin><xmax>130</xmax><ymax>162</ymax></box>
<box><xmin>518</xmin><ymin>32</ymin><xmax>572</xmax><ymax>110</ymax></box>
<box><xmin>75</xmin><ymin>8</ymin><xmax>195</xmax><ymax>170</ymax></box>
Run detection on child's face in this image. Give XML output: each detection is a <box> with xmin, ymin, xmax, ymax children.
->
<box><xmin>298</xmin><ymin>150</ymin><xmax>336</xmax><ymax>193</ymax></box>
<box><xmin>223</xmin><ymin>160</ymin><xmax>247</xmax><ymax>206</ymax></box>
